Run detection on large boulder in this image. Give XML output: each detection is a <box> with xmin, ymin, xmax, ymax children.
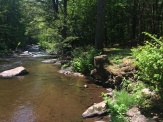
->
<box><xmin>0</xmin><ymin>66</ymin><xmax>28</xmax><ymax>78</ymax></box>
<box><xmin>82</xmin><ymin>101</ymin><xmax>107</xmax><ymax>118</ymax></box>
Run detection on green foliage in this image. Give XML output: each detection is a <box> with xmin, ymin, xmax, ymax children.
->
<box><xmin>132</xmin><ymin>32</ymin><xmax>163</xmax><ymax>92</ymax></box>
<box><xmin>71</xmin><ymin>46</ymin><xmax>100</xmax><ymax>74</ymax></box>
<box><xmin>102</xmin><ymin>90</ymin><xmax>135</xmax><ymax>122</ymax></box>
<box><xmin>0</xmin><ymin>50</ymin><xmax>12</xmax><ymax>56</ymax></box>
<box><xmin>0</xmin><ymin>0</ymin><xmax>26</xmax><ymax>49</ymax></box>
<box><xmin>123</xmin><ymin>78</ymin><xmax>145</xmax><ymax>93</ymax></box>
<box><xmin>21</xmin><ymin>0</ymin><xmax>78</xmax><ymax>53</ymax></box>
<box><xmin>123</xmin><ymin>79</ymin><xmax>148</xmax><ymax>107</ymax></box>
<box><xmin>1</xmin><ymin>0</ymin><xmax>163</xmax><ymax>50</ymax></box>
<box><xmin>67</xmin><ymin>0</ymin><xmax>97</xmax><ymax>45</ymax></box>
<box><xmin>61</xmin><ymin>63</ymin><xmax>70</xmax><ymax>70</ymax></box>
<box><xmin>0</xmin><ymin>42</ymin><xmax>7</xmax><ymax>50</ymax></box>
<box><xmin>102</xmin><ymin>79</ymin><xmax>146</xmax><ymax>122</ymax></box>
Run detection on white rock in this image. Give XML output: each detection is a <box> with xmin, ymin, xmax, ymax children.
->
<box><xmin>82</xmin><ymin>101</ymin><xmax>107</xmax><ymax>118</ymax></box>
<box><xmin>0</xmin><ymin>66</ymin><xmax>28</xmax><ymax>78</ymax></box>
<box><xmin>42</xmin><ymin>59</ymin><xmax>57</xmax><ymax>63</ymax></box>
<box><xmin>84</xmin><ymin>84</ymin><xmax>88</xmax><ymax>88</ymax></box>
<box><xmin>141</xmin><ymin>88</ymin><xmax>155</xmax><ymax>96</ymax></box>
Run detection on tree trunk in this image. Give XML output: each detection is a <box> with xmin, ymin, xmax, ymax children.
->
<box><xmin>52</xmin><ymin>0</ymin><xmax>58</xmax><ymax>18</ymax></box>
<box><xmin>61</xmin><ymin>0</ymin><xmax>68</xmax><ymax>39</ymax></box>
<box><xmin>63</xmin><ymin>0</ymin><xmax>67</xmax><ymax>16</ymax></box>
<box><xmin>95</xmin><ymin>0</ymin><xmax>105</xmax><ymax>50</ymax></box>
<box><xmin>132</xmin><ymin>0</ymin><xmax>137</xmax><ymax>40</ymax></box>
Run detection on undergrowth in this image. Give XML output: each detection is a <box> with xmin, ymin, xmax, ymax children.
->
<box><xmin>102</xmin><ymin>32</ymin><xmax>163</xmax><ymax>121</ymax></box>
<box><xmin>71</xmin><ymin>46</ymin><xmax>101</xmax><ymax>74</ymax></box>
<box><xmin>132</xmin><ymin>32</ymin><xmax>163</xmax><ymax>93</ymax></box>
<box><xmin>102</xmin><ymin>79</ymin><xmax>147</xmax><ymax>122</ymax></box>
<box><xmin>105</xmin><ymin>48</ymin><xmax>132</xmax><ymax>64</ymax></box>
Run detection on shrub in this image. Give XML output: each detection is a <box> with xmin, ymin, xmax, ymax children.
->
<box><xmin>102</xmin><ymin>87</ymin><xmax>145</xmax><ymax>122</ymax></box>
<box><xmin>0</xmin><ymin>42</ymin><xmax>7</xmax><ymax>50</ymax></box>
<box><xmin>132</xmin><ymin>32</ymin><xmax>163</xmax><ymax>92</ymax></box>
<box><xmin>102</xmin><ymin>90</ymin><xmax>134</xmax><ymax>122</ymax></box>
<box><xmin>102</xmin><ymin>77</ymin><xmax>148</xmax><ymax>122</ymax></box>
<box><xmin>71</xmin><ymin>46</ymin><xmax>101</xmax><ymax>74</ymax></box>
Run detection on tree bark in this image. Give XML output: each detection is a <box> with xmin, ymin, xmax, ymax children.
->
<box><xmin>95</xmin><ymin>0</ymin><xmax>105</xmax><ymax>50</ymax></box>
<box><xmin>63</xmin><ymin>0</ymin><xmax>68</xmax><ymax>16</ymax></box>
<box><xmin>52</xmin><ymin>0</ymin><xmax>58</xmax><ymax>18</ymax></box>
<box><xmin>61</xmin><ymin>0</ymin><xmax>68</xmax><ymax>39</ymax></box>
<box><xmin>132</xmin><ymin>0</ymin><xmax>137</xmax><ymax>40</ymax></box>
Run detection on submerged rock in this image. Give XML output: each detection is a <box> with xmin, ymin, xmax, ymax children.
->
<box><xmin>58</xmin><ymin>69</ymin><xmax>72</xmax><ymax>75</ymax></box>
<box><xmin>0</xmin><ymin>66</ymin><xmax>28</xmax><ymax>78</ymax></box>
<box><xmin>42</xmin><ymin>59</ymin><xmax>57</xmax><ymax>63</ymax></box>
<box><xmin>82</xmin><ymin>101</ymin><xmax>107</xmax><ymax>118</ymax></box>
<box><xmin>19</xmin><ymin>51</ymin><xmax>32</xmax><ymax>56</ymax></box>
<box><xmin>73</xmin><ymin>72</ymin><xmax>85</xmax><ymax>77</ymax></box>
<box><xmin>58</xmin><ymin>67</ymin><xmax>85</xmax><ymax>77</ymax></box>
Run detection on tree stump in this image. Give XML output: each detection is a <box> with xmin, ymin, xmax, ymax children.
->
<box><xmin>94</xmin><ymin>55</ymin><xmax>108</xmax><ymax>69</ymax></box>
<box><xmin>90</xmin><ymin>55</ymin><xmax>109</xmax><ymax>85</ymax></box>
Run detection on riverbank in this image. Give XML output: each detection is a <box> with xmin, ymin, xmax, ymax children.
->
<box><xmin>93</xmin><ymin>48</ymin><xmax>163</xmax><ymax>122</ymax></box>
<box><xmin>58</xmin><ymin>47</ymin><xmax>163</xmax><ymax>122</ymax></box>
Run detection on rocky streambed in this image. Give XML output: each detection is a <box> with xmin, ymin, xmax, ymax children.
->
<box><xmin>0</xmin><ymin>51</ymin><xmax>109</xmax><ymax>122</ymax></box>
<box><xmin>0</xmin><ymin>46</ymin><xmax>162</xmax><ymax>122</ymax></box>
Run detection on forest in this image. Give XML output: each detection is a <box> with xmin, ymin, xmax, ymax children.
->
<box><xmin>1</xmin><ymin>0</ymin><xmax>163</xmax><ymax>50</ymax></box>
<box><xmin>0</xmin><ymin>0</ymin><xmax>163</xmax><ymax>121</ymax></box>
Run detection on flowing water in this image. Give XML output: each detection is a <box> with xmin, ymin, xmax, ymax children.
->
<box><xmin>0</xmin><ymin>57</ymin><xmax>107</xmax><ymax>122</ymax></box>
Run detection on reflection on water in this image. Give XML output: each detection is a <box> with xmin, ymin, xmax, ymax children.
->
<box><xmin>0</xmin><ymin>58</ymin><xmax>106</xmax><ymax>122</ymax></box>
<box><xmin>12</xmin><ymin>102</ymin><xmax>35</xmax><ymax>122</ymax></box>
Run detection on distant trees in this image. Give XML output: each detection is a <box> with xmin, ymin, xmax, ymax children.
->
<box><xmin>1</xmin><ymin>0</ymin><xmax>163</xmax><ymax>50</ymax></box>
<box><xmin>105</xmin><ymin>0</ymin><xmax>163</xmax><ymax>47</ymax></box>
<box><xmin>0</xmin><ymin>0</ymin><xmax>25</xmax><ymax>49</ymax></box>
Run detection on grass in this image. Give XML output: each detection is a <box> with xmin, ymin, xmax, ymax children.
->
<box><xmin>104</xmin><ymin>48</ymin><xmax>135</xmax><ymax>75</ymax></box>
<box><xmin>104</xmin><ymin>48</ymin><xmax>132</xmax><ymax>64</ymax></box>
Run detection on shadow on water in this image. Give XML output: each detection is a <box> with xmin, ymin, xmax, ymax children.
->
<box><xmin>0</xmin><ymin>58</ymin><xmax>107</xmax><ymax>122</ymax></box>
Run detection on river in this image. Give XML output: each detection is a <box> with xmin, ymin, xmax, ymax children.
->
<box><xmin>0</xmin><ymin>57</ymin><xmax>107</xmax><ymax>122</ymax></box>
